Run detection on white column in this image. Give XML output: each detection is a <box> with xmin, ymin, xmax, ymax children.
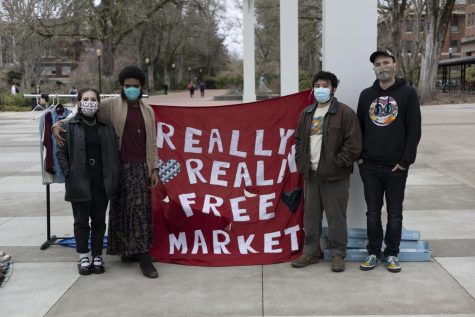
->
<box><xmin>243</xmin><ymin>0</ymin><xmax>256</xmax><ymax>102</ymax></box>
<box><xmin>280</xmin><ymin>0</ymin><xmax>299</xmax><ymax>96</ymax></box>
<box><xmin>322</xmin><ymin>0</ymin><xmax>377</xmax><ymax>227</ymax></box>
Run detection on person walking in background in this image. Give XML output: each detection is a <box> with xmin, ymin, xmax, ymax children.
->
<box><xmin>187</xmin><ymin>80</ymin><xmax>195</xmax><ymax>98</ymax></box>
<box><xmin>69</xmin><ymin>86</ymin><xmax>78</xmax><ymax>105</ymax></box>
<box><xmin>56</xmin><ymin>88</ymin><xmax>120</xmax><ymax>276</ymax></box>
<box><xmin>357</xmin><ymin>50</ymin><xmax>421</xmax><ymax>273</ymax></box>
<box><xmin>292</xmin><ymin>71</ymin><xmax>362</xmax><ymax>272</ymax></box>
<box><xmin>31</xmin><ymin>84</ymin><xmax>48</xmax><ymax>110</ymax></box>
<box><xmin>31</xmin><ymin>85</ymin><xmax>39</xmax><ymax>110</ymax></box>
<box><xmin>10</xmin><ymin>83</ymin><xmax>17</xmax><ymax>95</ymax></box>
<box><xmin>162</xmin><ymin>82</ymin><xmax>169</xmax><ymax>95</ymax></box>
<box><xmin>199</xmin><ymin>80</ymin><xmax>206</xmax><ymax>97</ymax></box>
<box><xmin>53</xmin><ymin>66</ymin><xmax>161</xmax><ymax>279</ymax></box>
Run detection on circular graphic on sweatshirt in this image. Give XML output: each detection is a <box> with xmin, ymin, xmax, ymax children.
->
<box><xmin>369</xmin><ymin>96</ymin><xmax>398</xmax><ymax>126</ymax></box>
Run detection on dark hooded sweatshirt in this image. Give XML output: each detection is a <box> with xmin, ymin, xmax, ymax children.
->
<box><xmin>357</xmin><ymin>79</ymin><xmax>421</xmax><ymax>169</ymax></box>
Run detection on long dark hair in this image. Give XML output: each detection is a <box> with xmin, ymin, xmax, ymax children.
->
<box><xmin>77</xmin><ymin>88</ymin><xmax>100</xmax><ymax>104</ymax></box>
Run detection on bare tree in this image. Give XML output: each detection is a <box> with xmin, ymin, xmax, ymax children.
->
<box><xmin>299</xmin><ymin>0</ymin><xmax>322</xmax><ymax>75</ymax></box>
<box><xmin>378</xmin><ymin>0</ymin><xmax>455</xmax><ymax>101</ymax></box>
<box><xmin>252</xmin><ymin>0</ymin><xmax>321</xmax><ymax>91</ymax></box>
<box><xmin>31</xmin><ymin>0</ymin><xmax>173</xmax><ymax>76</ymax></box>
<box><xmin>378</xmin><ymin>0</ymin><xmax>425</xmax><ymax>84</ymax></box>
<box><xmin>0</xmin><ymin>0</ymin><xmax>59</xmax><ymax>89</ymax></box>
<box><xmin>134</xmin><ymin>0</ymin><xmax>228</xmax><ymax>90</ymax></box>
<box><xmin>418</xmin><ymin>0</ymin><xmax>455</xmax><ymax>102</ymax></box>
<box><xmin>378</xmin><ymin>0</ymin><xmax>408</xmax><ymax>63</ymax></box>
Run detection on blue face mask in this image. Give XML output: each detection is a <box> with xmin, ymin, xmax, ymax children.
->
<box><xmin>313</xmin><ymin>87</ymin><xmax>332</xmax><ymax>103</ymax></box>
<box><xmin>123</xmin><ymin>87</ymin><xmax>141</xmax><ymax>101</ymax></box>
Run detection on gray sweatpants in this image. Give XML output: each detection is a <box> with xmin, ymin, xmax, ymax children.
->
<box><xmin>302</xmin><ymin>171</ymin><xmax>350</xmax><ymax>258</ymax></box>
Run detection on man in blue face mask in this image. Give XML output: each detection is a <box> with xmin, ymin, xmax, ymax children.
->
<box><xmin>292</xmin><ymin>71</ymin><xmax>362</xmax><ymax>272</ymax></box>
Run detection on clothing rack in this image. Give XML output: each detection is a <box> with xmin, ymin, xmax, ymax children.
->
<box><xmin>40</xmin><ymin>184</ymin><xmax>69</xmax><ymax>250</ymax></box>
<box><xmin>24</xmin><ymin>93</ymin><xmax>139</xmax><ymax>98</ymax></box>
<box><xmin>37</xmin><ymin>104</ymin><xmax>72</xmax><ymax>250</ymax></box>
<box><xmin>29</xmin><ymin>93</ymin><xmax>148</xmax><ymax>249</ymax></box>
<box><xmin>24</xmin><ymin>93</ymin><xmax>149</xmax><ymax>108</ymax></box>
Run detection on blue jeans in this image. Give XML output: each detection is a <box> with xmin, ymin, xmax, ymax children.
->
<box><xmin>359</xmin><ymin>162</ymin><xmax>408</xmax><ymax>258</ymax></box>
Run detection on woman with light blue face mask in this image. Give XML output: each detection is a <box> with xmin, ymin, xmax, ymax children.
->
<box><xmin>103</xmin><ymin>66</ymin><xmax>161</xmax><ymax>279</ymax></box>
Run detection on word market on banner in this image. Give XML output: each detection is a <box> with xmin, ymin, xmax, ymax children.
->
<box><xmin>150</xmin><ymin>91</ymin><xmax>313</xmax><ymax>266</ymax></box>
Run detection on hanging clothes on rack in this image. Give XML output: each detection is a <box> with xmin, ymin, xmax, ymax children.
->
<box><xmin>39</xmin><ymin>103</ymin><xmax>72</xmax><ymax>184</ymax></box>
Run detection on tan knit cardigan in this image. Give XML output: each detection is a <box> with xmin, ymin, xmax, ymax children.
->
<box><xmin>98</xmin><ymin>96</ymin><xmax>159</xmax><ymax>176</ymax></box>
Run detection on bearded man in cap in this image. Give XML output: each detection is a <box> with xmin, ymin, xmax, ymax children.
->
<box><xmin>357</xmin><ymin>50</ymin><xmax>421</xmax><ymax>273</ymax></box>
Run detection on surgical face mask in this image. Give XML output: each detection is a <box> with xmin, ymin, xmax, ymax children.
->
<box><xmin>374</xmin><ymin>66</ymin><xmax>394</xmax><ymax>81</ymax></box>
<box><xmin>80</xmin><ymin>100</ymin><xmax>98</xmax><ymax>117</ymax></box>
<box><xmin>123</xmin><ymin>87</ymin><xmax>141</xmax><ymax>101</ymax></box>
<box><xmin>313</xmin><ymin>87</ymin><xmax>332</xmax><ymax>103</ymax></box>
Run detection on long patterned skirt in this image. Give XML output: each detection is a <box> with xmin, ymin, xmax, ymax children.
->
<box><xmin>107</xmin><ymin>161</ymin><xmax>152</xmax><ymax>256</ymax></box>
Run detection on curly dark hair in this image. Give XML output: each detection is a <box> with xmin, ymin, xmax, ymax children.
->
<box><xmin>311</xmin><ymin>71</ymin><xmax>339</xmax><ymax>88</ymax></box>
<box><xmin>118</xmin><ymin>65</ymin><xmax>146</xmax><ymax>86</ymax></box>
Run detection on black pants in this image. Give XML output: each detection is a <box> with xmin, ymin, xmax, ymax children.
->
<box><xmin>71</xmin><ymin>163</ymin><xmax>108</xmax><ymax>256</ymax></box>
<box><xmin>359</xmin><ymin>162</ymin><xmax>408</xmax><ymax>258</ymax></box>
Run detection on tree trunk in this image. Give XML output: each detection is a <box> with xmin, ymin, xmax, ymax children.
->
<box><xmin>389</xmin><ymin>0</ymin><xmax>406</xmax><ymax>63</ymax></box>
<box><xmin>147</xmin><ymin>62</ymin><xmax>154</xmax><ymax>92</ymax></box>
<box><xmin>418</xmin><ymin>30</ymin><xmax>439</xmax><ymax>101</ymax></box>
<box><xmin>22</xmin><ymin>60</ymin><xmax>30</xmax><ymax>90</ymax></box>
<box><xmin>418</xmin><ymin>0</ymin><xmax>455</xmax><ymax>103</ymax></box>
<box><xmin>0</xmin><ymin>36</ymin><xmax>3</xmax><ymax>67</ymax></box>
<box><xmin>102</xmin><ymin>38</ymin><xmax>115</xmax><ymax>76</ymax></box>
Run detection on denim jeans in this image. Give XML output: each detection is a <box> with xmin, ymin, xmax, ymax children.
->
<box><xmin>359</xmin><ymin>162</ymin><xmax>408</xmax><ymax>258</ymax></box>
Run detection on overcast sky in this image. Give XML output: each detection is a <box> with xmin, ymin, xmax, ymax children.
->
<box><xmin>218</xmin><ymin>0</ymin><xmax>244</xmax><ymax>59</ymax></box>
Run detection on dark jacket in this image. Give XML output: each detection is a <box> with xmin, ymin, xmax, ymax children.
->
<box><xmin>56</xmin><ymin>115</ymin><xmax>120</xmax><ymax>202</ymax></box>
<box><xmin>357</xmin><ymin>79</ymin><xmax>421</xmax><ymax>169</ymax></box>
<box><xmin>295</xmin><ymin>97</ymin><xmax>362</xmax><ymax>180</ymax></box>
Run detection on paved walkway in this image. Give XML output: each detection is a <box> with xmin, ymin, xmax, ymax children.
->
<box><xmin>148</xmin><ymin>89</ymin><xmax>241</xmax><ymax>106</ymax></box>
<box><xmin>0</xmin><ymin>91</ymin><xmax>475</xmax><ymax>316</ymax></box>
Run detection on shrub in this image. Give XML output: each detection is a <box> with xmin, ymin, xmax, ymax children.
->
<box><xmin>299</xmin><ymin>69</ymin><xmax>312</xmax><ymax>91</ymax></box>
<box><xmin>0</xmin><ymin>93</ymin><xmax>32</xmax><ymax>111</ymax></box>
<box><xmin>214</xmin><ymin>74</ymin><xmax>243</xmax><ymax>90</ymax></box>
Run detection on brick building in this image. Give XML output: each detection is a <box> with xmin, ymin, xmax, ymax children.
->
<box><xmin>440</xmin><ymin>4</ymin><xmax>467</xmax><ymax>60</ymax></box>
<box><xmin>461</xmin><ymin>1</ymin><xmax>475</xmax><ymax>56</ymax></box>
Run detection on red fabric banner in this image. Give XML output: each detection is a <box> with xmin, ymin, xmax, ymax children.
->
<box><xmin>150</xmin><ymin>91</ymin><xmax>313</xmax><ymax>266</ymax></box>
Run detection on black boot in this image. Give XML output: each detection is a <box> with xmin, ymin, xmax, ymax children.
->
<box><xmin>137</xmin><ymin>253</ymin><xmax>158</xmax><ymax>279</ymax></box>
<box><xmin>121</xmin><ymin>254</ymin><xmax>138</xmax><ymax>263</ymax></box>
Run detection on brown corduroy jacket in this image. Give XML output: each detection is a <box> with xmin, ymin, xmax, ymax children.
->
<box><xmin>295</xmin><ymin>97</ymin><xmax>362</xmax><ymax>180</ymax></box>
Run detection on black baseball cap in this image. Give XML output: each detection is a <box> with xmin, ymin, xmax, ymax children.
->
<box><xmin>370</xmin><ymin>50</ymin><xmax>395</xmax><ymax>63</ymax></box>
